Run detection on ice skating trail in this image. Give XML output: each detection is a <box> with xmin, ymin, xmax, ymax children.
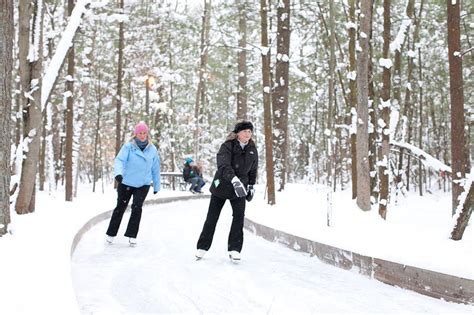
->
<box><xmin>71</xmin><ymin>199</ymin><xmax>472</xmax><ymax>314</ymax></box>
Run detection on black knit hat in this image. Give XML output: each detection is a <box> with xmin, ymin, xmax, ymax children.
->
<box><xmin>233</xmin><ymin>121</ymin><xmax>254</xmax><ymax>133</ymax></box>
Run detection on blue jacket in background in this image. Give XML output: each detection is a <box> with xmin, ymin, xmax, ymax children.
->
<box><xmin>114</xmin><ymin>139</ymin><xmax>161</xmax><ymax>193</ymax></box>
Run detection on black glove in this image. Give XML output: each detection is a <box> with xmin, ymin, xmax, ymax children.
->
<box><xmin>246</xmin><ymin>185</ymin><xmax>254</xmax><ymax>202</ymax></box>
<box><xmin>115</xmin><ymin>175</ymin><xmax>123</xmax><ymax>183</ymax></box>
<box><xmin>231</xmin><ymin>177</ymin><xmax>247</xmax><ymax>198</ymax></box>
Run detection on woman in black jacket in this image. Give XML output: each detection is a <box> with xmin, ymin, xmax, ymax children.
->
<box><xmin>195</xmin><ymin>121</ymin><xmax>258</xmax><ymax>262</ymax></box>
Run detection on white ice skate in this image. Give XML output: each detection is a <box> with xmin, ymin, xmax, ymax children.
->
<box><xmin>228</xmin><ymin>250</ymin><xmax>241</xmax><ymax>263</ymax></box>
<box><xmin>105</xmin><ymin>235</ymin><xmax>114</xmax><ymax>244</ymax></box>
<box><xmin>195</xmin><ymin>249</ymin><xmax>207</xmax><ymax>260</ymax></box>
<box><xmin>129</xmin><ymin>237</ymin><xmax>137</xmax><ymax>247</ymax></box>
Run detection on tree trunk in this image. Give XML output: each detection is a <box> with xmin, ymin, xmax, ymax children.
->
<box><xmin>272</xmin><ymin>0</ymin><xmax>290</xmax><ymax>191</ymax></box>
<box><xmin>15</xmin><ymin>0</ymin><xmax>44</xmax><ymax>214</ymax></box>
<box><xmin>236</xmin><ymin>0</ymin><xmax>248</xmax><ymax>120</ymax></box>
<box><xmin>451</xmin><ymin>183</ymin><xmax>473</xmax><ymax>241</ymax></box>
<box><xmin>366</xmin><ymin>1</ymin><xmax>378</xmax><ymax>205</ymax></box>
<box><xmin>92</xmin><ymin>76</ymin><xmax>102</xmax><ymax>193</ymax></box>
<box><xmin>38</xmin><ymin>105</ymin><xmax>47</xmax><ymax>191</ymax></box>
<box><xmin>348</xmin><ymin>0</ymin><xmax>357</xmax><ymax>199</ymax></box>
<box><xmin>417</xmin><ymin>46</ymin><xmax>424</xmax><ymax>196</ymax></box>
<box><xmin>327</xmin><ymin>0</ymin><xmax>336</xmax><ymax>190</ymax></box>
<box><xmin>396</xmin><ymin>0</ymin><xmax>416</xmax><ymax>192</ymax></box>
<box><xmin>0</xmin><ymin>0</ymin><xmax>14</xmax><ymax>235</ymax></box>
<box><xmin>260</xmin><ymin>0</ymin><xmax>276</xmax><ymax>205</ymax></box>
<box><xmin>447</xmin><ymin>0</ymin><xmax>468</xmax><ymax>216</ymax></box>
<box><xmin>115</xmin><ymin>0</ymin><xmax>124</xmax><ymax>157</ymax></box>
<box><xmin>194</xmin><ymin>0</ymin><xmax>211</xmax><ymax>160</ymax></box>
<box><xmin>356</xmin><ymin>0</ymin><xmax>372</xmax><ymax>211</ymax></box>
<box><xmin>378</xmin><ymin>0</ymin><xmax>391</xmax><ymax>219</ymax></box>
<box><xmin>64</xmin><ymin>0</ymin><xmax>75</xmax><ymax>202</ymax></box>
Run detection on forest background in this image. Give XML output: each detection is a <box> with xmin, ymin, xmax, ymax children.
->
<box><xmin>0</xmin><ymin>0</ymin><xmax>472</xmax><ymax>239</ymax></box>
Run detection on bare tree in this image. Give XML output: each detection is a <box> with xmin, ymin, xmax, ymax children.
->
<box><xmin>115</xmin><ymin>0</ymin><xmax>124</xmax><ymax>160</ymax></box>
<box><xmin>327</xmin><ymin>0</ymin><xmax>336</xmax><ymax>191</ymax></box>
<box><xmin>417</xmin><ymin>44</ymin><xmax>424</xmax><ymax>196</ymax></box>
<box><xmin>447</xmin><ymin>0</ymin><xmax>471</xmax><ymax>239</ymax></box>
<box><xmin>378</xmin><ymin>0</ymin><xmax>391</xmax><ymax>219</ymax></box>
<box><xmin>447</xmin><ymin>0</ymin><xmax>468</xmax><ymax>212</ymax></box>
<box><xmin>93</xmin><ymin>70</ymin><xmax>103</xmax><ymax>193</ymax></box>
<box><xmin>347</xmin><ymin>0</ymin><xmax>357</xmax><ymax>199</ymax></box>
<box><xmin>272</xmin><ymin>0</ymin><xmax>290</xmax><ymax>191</ymax></box>
<box><xmin>64</xmin><ymin>0</ymin><xmax>75</xmax><ymax>201</ymax></box>
<box><xmin>356</xmin><ymin>0</ymin><xmax>372</xmax><ymax>211</ymax></box>
<box><xmin>194</xmin><ymin>0</ymin><xmax>211</xmax><ymax>160</ymax></box>
<box><xmin>236</xmin><ymin>0</ymin><xmax>248</xmax><ymax>120</ymax></box>
<box><xmin>0</xmin><ymin>0</ymin><xmax>14</xmax><ymax>235</ymax></box>
<box><xmin>15</xmin><ymin>0</ymin><xmax>44</xmax><ymax>214</ymax></box>
<box><xmin>260</xmin><ymin>0</ymin><xmax>276</xmax><ymax>205</ymax></box>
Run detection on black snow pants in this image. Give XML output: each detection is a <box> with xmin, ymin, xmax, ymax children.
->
<box><xmin>106</xmin><ymin>183</ymin><xmax>150</xmax><ymax>238</ymax></box>
<box><xmin>197</xmin><ymin>194</ymin><xmax>246</xmax><ymax>252</ymax></box>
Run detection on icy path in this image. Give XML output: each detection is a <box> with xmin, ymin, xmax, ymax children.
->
<box><xmin>71</xmin><ymin>199</ymin><xmax>472</xmax><ymax>314</ymax></box>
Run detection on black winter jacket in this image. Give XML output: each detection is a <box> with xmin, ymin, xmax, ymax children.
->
<box><xmin>209</xmin><ymin>134</ymin><xmax>258</xmax><ymax>200</ymax></box>
<box><xmin>182</xmin><ymin>164</ymin><xmax>195</xmax><ymax>182</ymax></box>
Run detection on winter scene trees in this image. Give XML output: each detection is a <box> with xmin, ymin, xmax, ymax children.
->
<box><xmin>0</xmin><ymin>0</ymin><xmax>473</xmax><ymax>313</ymax></box>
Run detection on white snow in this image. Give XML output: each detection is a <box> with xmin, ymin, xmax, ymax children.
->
<box><xmin>41</xmin><ymin>0</ymin><xmax>91</xmax><ymax>109</ymax></box>
<box><xmin>379</xmin><ymin>58</ymin><xmax>393</xmax><ymax>69</ymax></box>
<box><xmin>0</xmin><ymin>184</ymin><xmax>472</xmax><ymax>314</ymax></box>
<box><xmin>390</xmin><ymin>5</ymin><xmax>412</xmax><ymax>53</ymax></box>
<box><xmin>391</xmin><ymin>140</ymin><xmax>452</xmax><ymax>173</ymax></box>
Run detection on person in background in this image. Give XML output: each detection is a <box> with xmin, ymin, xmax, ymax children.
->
<box><xmin>105</xmin><ymin>121</ymin><xmax>160</xmax><ymax>247</ymax></box>
<box><xmin>195</xmin><ymin>120</ymin><xmax>258</xmax><ymax>262</ymax></box>
<box><xmin>183</xmin><ymin>157</ymin><xmax>205</xmax><ymax>193</ymax></box>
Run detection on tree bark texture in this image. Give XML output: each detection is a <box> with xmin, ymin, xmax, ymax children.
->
<box><xmin>15</xmin><ymin>0</ymin><xmax>44</xmax><ymax>214</ymax></box>
<box><xmin>348</xmin><ymin>0</ymin><xmax>357</xmax><ymax>199</ymax></box>
<box><xmin>356</xmin><ymin>0</ymin><xmax>372</xmax><ymax>211</ymax></box>
<box><xmin>451</xmin><ymin>183</ymin><xmax>473</xmax><ymax>241</ymax></box>
<box><xmin>194</xmin><ymin>0</ymin><xmax>211</xmax><ymax>160</ymax></box>
<box><xmin>115</xmin><ymin>0</ymin><xmax>124</xmax><ymax>158</ymax></box>
<box><xmin>93</xmin><ymin>73</ymin><xmax>103</xmax><ymax>193</ymax></box>
<box><xmin>65</xmin><ymin>0</ymin><xmax>75</xmax><ymax>202</ymax></box>
<box><xmin>236</xmin><ymin>0</ymin><xmax>248</xmax><ymax>120</ymax></box>
<box><xmin>260</xmin><ymin>0</ymin><xmax>276</xmax><ymax>205</ymax></box>
<box><xmin>0</xmin><ymin>0</ymin><xmax>14</xmax><ymax>235</ymax></box>
<box><xmin>272</xmin><ymin>0</ymin><xmax>290</xmax><ymax>191</ymax></box>
<box><xmin>396</xmin><ymin>0</ymin><xmax>415</xmax><ymax>192</ymax></box>
<box><xmin>327</xmin><ymin>0</ymin><xmax>336</xmax><ymax>190</ymax></box>
<box><xmin>378</xmin><ymin>0</ymin><xmax>391</xmax><ymax>219</ymax></box>
<box><xmin>447</xmin><ymin>0</ymin><xmax>468</xmax><ymax>215</ymax></box>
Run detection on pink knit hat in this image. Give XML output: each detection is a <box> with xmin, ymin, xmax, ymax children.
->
<box><xmin>134</xmin><ymin>122</ymin><xmax>149</xmax><ymax>134</ymax></box>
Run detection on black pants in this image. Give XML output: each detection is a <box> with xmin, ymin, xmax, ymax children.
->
<box><xmin>106</xmin><ymin>183</ymin><xmax>150</xmax><ymax>238</ymax></box>
<box><xmin>197</xmin><ymin>194</ymin><xmax>246</xmax><ymax>252</ymax></box>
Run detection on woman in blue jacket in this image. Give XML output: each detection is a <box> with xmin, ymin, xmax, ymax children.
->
<box><xmin>105</xmin><ymin>121</ymin><xmax>160</xmax><ymax>246</ymax></box>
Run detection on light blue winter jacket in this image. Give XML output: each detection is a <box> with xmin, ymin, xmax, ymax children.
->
<box><xmin>114</xmin><ymin>139</ymin><xmax>161</xmax><ymax>193</ymax></box>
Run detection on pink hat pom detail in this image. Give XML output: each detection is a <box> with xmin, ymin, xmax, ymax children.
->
<box><xmin>134</xmin><ymin>122</ymin><xmax>149</xmax><ymax>134</ymax></box>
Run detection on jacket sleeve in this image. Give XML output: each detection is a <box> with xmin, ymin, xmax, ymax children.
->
<box><xmin>216</xmin><ymin>142</ymin><xmax>236</xmax><ymax>182</ymax></box>
<box><xmin>152</xmin><ymin>149</ymin><xmax>161</xmax><ymax>192</ymax></box>
<box><xmin>248</xmin><ymin>150</ymin><xmax>258</xmax><ymax>186</ymax></box>
<box><xmin>114</xmin><ymin>143</ymin><xmax>130</xmax><ymax>177</ymax></box>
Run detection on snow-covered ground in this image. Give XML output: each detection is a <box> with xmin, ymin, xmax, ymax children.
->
<box><xmin>246</xmin><ymin>184</ymin><xmax>473</xmax><ymax>279</ymax></box>
<box><xmin>0</xmin><ymin>183</ymin><xmax>472</xmax><ymax>314</ymax></box>
<box><xmin>72</xmin><ymin>198</ymin><xmax>472</xmax><ymax>314</ymax></box>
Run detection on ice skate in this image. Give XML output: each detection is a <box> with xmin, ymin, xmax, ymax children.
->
<box><xmin>228</xmin><ymin>250</ymin><xmax>241</xmax><ymax>263</ymax></box>
<box><xmin>195</xmin><ymin>249</ymin><xmax>207</xmax><ymax>260</ymax></box>
<box><xmin>129</xmin><ymin>237</ymin><xmax>137</xmax><ymax>247</ymax></box>
<box><xmin>105</xmin><ymin>235</ymin><xmax>114</xmax><ymax>244</ymax></box>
